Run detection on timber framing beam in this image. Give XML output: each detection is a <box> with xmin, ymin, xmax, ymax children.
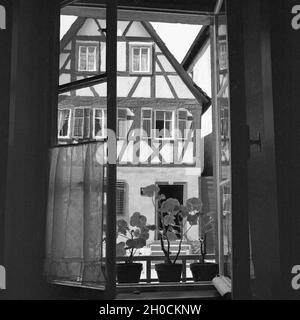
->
<box><xmin>61</xmin><ymin>6</ymin><xmax>213</xmax><ymax>25</ymax></box>
<box><xmin>141</xmin><ymin>20</ymin><xmax>211</xmax><ymax>111</ymax></box>
<box><xmin>58</xmin><ymin>73</ymin><xmax>107</xmax><ymax>94</ymax></box>
<box><xmin>181</xmin><ymin>25</ymin><xmax>210</xmax><ymax>72</ymax></box>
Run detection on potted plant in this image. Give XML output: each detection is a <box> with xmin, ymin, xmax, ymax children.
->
<box><xmin>188</xmin><ymin>204</ymin><xmax>219</xmax><ymax>281</ymax></box>
<box><xmin>116</xmin><ymin>212</ymin><xmax>155</xmax><ymax>283</ymax></box>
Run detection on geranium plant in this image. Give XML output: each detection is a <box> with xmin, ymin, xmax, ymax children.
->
<box><xmin>185</xmin><ymin>199</ymin><xmax>216</xmax><ymax>263</ymax></box>
<box><xmin>116</xmin><ymin>212</ymin><xmax>155</xmax><ymax>264</ymax></box>
<box><xmin>142</xmin><ymin>184</ymin><xmax>205</xmax><ymax>265</ymax></box>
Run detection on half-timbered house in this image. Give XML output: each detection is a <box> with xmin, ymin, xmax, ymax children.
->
<box><xmin>58</xmin><ymin>16</ymin><xmax>211</xmax><ymax>241</ymax></box>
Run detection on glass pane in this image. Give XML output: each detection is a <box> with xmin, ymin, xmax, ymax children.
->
<box><xmin>143</xmin><ymin>119</ymin><xmax>151</xmax><ymax>137</ymax></box>
<box><xmin>132</xmin><ymin>48</ymin><xmax>140</xmax><ymax>71</ymax></box>
<box><xmin>141</xmin><ymin>48</ymin><xmax>149</xmax><ymax>72</ymax></box>
<box><xmin>215</xmin><ymin>14</ymin><xmax>232</xmax><ymax>279</ymax></box>
<box><xmin>79</xmin><ymin>47</ymin><xmax>87</xmax><ymax>71</ymax></box>
<box><xmin>88</xmin><ymin>47</ymin><xmax>96</xmax><ymax>71</ymax></box>
<box><xmin>142</xmin><ymin>109</ymin><xmax>151</xmax><ymax>119</ymax></box>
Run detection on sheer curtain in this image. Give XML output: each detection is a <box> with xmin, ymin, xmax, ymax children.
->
<box><xmin>45</xmin><ymin>142</ymin><xmax>105</xmax><ymax>285</ymax></box>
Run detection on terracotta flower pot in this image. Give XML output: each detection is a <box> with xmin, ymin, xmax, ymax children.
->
<box><xmin>116</xmin><ymin>263</ymin><xmax>143</xmax><ymax>283</ymax></box>
<box><xmin>155</xmin><ymin>263</ymin><xmax>183</xmax><ymax>282</ymax></box>
<box><xmin>190</xmin><ymin>262</ymin><xmax>218</xmax><ymax>281</ymax></box>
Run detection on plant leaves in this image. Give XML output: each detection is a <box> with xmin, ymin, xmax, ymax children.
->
<box><xmin>116</xmin><ymin>242</ymin><xmax>126</xmax><ymax>256</ymax></box>
<box><xmin>117</xmin><ymin>219</ymin><xmax>129</xmax><ymax>235</ymax></box>
<box><xmin>160</xmin><ymin>198</ymin><xmax>180</xmax><ymax>214</ymax></box>
<box><xmin>166</xmin><ymin>231</ymin><xmax>178</xmax><ymax>241</ymax></box>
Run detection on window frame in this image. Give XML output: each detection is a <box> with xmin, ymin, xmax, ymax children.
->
<box><xmin>154</xmin><ymin>109</ymin><xmax>175</xmax><ymax>140</ymax></box>
<box><xmin>129</xmin><ymin>42</ymin><xmax>153</xmax><ymax>75</ymax></box>
<box><xmin>93</xmin><ymin>108</ymin><xmax>106</xmax><ymax>140</ymax></box>
<box><xmin>177</xmin><ymin>108</ymin><xmax>193</xmax><ymax>141</ymax></box>
<box><xmin>76</xmin><ymin>41</ymin><xmax>100</xmax><ymax>73</ymax></box>
<box><xmin>72</xmin><ymin>106</ymin><xmax>91</xmax><ymax>139</ymax></box>
<box><xmin>57</xmin><ymin>108</ymin><xmax>71</xmax><ymax>139</ymax></box>
<box><xmin>141</xmin><ymin>107</ymin><xmax>153</xmax><ymax>139</ymax></box>
<box><xmin>117</xmin><ymin>108</ymin><xmax>128</xmax><ymax>139</ymax></box>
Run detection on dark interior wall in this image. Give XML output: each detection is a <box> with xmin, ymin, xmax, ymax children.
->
<box><xmin>0</xmin><ymin>0</ymin><xmax>12</xmax><ymax>269</ymax></box>
<box><xmin>270</xmin><ymin>0</ymin><xmax>300</xmax><ymax>299</ymax></box>
<box><xmin>1</xmin><ymin>0</ymin><xmax>105</xmax><ymax>300</ymax></box>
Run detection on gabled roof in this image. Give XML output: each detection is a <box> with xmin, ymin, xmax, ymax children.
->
<box><xmin>141</xmin><ymin>21</ymin><xmax>211</xmax><ymax>110</ymax></box>
<box><xmin>60</xmin><ymin>17</ymin><xmax>211</xmax><ymax>112</ymax></box>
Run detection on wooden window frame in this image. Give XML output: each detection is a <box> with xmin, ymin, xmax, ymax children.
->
<box><xmin>72</xmin><ymin>106</ymin><xmax>91</xmax><ymax>139</ymax></box>
<box><xmin>58</xmin><ymin>108</ymin><xmax>71</xmax><ymax>139</ymax></box>
<box><xmin>154</xmin><ymin>109</ymin><xmax>175</xmax><ymax>140</ymax></box>
<box><xmin>93</xmin><ymin>108</ymin><xmax>106</xmax><ymax>140</ymax></box>
<box><xmin>76</xmin><ymin>41</ymin><xmax>100</xmax><ymax>73</ymax></box>
<box><xmin>129</xmin><ymin>42</ymin><xmax>153</xmax><ymax>75</ymax></box>
<box><xmin>141</xmin><ymin>107</ymin><xmax>153</xmax><ymax>139</ymax></box>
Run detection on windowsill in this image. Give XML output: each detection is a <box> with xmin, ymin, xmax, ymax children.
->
<box><xmin>49</xmin><ymin>280</ymin><xmax>105</xmax><ymax>291</ymax></box>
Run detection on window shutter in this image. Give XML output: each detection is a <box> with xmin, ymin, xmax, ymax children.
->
<box><xmin>116</xmin><ymin>181</ymin><xmax>126</xmax><ymax>215</ymax></box>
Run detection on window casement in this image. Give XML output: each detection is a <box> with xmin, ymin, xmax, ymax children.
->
<box><xmin>129</xmin><ymin>43</ymin><xmax>153</xmax><ymax>74</ymax></box>
<box><xmin>154</xmin><ymin>110</ymin><xmax>175</xmax><ymax>140</ymax></box>
<box><xmin>177</xmin><ymin>109</ymin><xmax>193</xmax><ymax>140</ymax></box>
<box><xmin>93</xmin><ymin>108</ymin><xmax>106</xmax><ymax>139</ymax></box>
<box><xmin>58</xmin><ymin>108</ymin><xmax>71</xmax><ymax>139</ymax></box>
<box><xmin>104</xmin><ymin>180</ymin><xmax>126</xmax><ymax>216</ymax></box>
<box><xmin>117</xmin><ymin>108</ymin><xmax>128</xmax><ymax>139</ymax></box>
<box><xmin>73</xmin><ymin>107</ymin><xmax>91</xmax><ymax>139</ymax></box>
<box><xmin>141</xmin><ymin>108</ymin><xmax>152</xmax><ymax>139</ymax></box>
<box><xmin>77</xmin><ymin>41</ymin><xmax>99</xmax><ymax>72</ymax></box>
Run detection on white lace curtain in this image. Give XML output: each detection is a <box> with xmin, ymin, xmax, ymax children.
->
<box><xmin>44</xmin><ymin>142</ymin><xmax>105</xmax><ymax>284</ymax></box>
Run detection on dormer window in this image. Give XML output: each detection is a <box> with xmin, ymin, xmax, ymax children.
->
<box><xmin>129</xmin><ymin>43</ymin><xmax>153</xmax><ymax>74</ymax></box>
<box><xmin>76</xmin><ymin>41</ymin><xmax>99</xmax><ymax>72</ymax></box>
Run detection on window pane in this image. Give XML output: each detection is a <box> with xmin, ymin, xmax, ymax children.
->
<box><xmin>94</xmin><ymin>118</ymin><xmax>103</xmax><ymax>137</ymax></box>
<box><xmin>178</xmin><ymin>110</ymin><xmax>187</xmax><ymax>120</ymax></box>
<box><xmin>142</xmin><ymin>109</ymin><xmax>151</xmax><ymax>119</ymax></box>
<box><xmin>58</xmin><ymin>109</ymin><xmax>70</xmax><ymax>137</ymax></box>
<box><xmin>133</xmin><ymin>48</ymin><xmax>140</xmax><ymax>71</ymax></box>
<box><xmin>179</xmin><ymin>120</ymin><xmax>186</xmax><ymax>138</ymax></box>
<box><xmin>73</xmin><ymin>118</ymin><xmax>83</xmax><ymax>137</ymax></box>
<box><xmin>165</xmin><ymin>111</ymin><xmax>172</xmax><ymax>120</ymax></box>
<box><xmin>118</xmin><ymin>109</ymin><xmax>127</xmax><ymax>119</ymax></box>
<box><xmin>156</xmin><ymin>111</ymin><xmax>164</xmax><ymax>121</ymax></box>
<box><xmin>141</xmin><ymin>48</ymin><xmax>149</xmax><ymax>72</ymax></box>
<box><xmin>75</xmin><ymin>108</ymin><xmax>84</xmax><ymax>117</ymax></box>
<box><xmin>165</xmin><ymin>120</ymin><xmax>172</xmax><ymax>138</ymax></box>
<box><xmin>143</xmin><ymin>119</ymin><xmax>151</xmax><ymax>138</ymax></box>
<box><xmin>88</xmin><ymin>46</ymin><xmax>96</xmax><ymax>71</ymax></box>
<box><xmin>79</xmin><ymin>47</ymin><xmax>87</xmax><ymax>71</ymax></box>
<box><xmin>118</xmin><ymin>119</ymin><xmax>127</xmax><ymax>138</ymax></box>
<box><xmin>83</xmin><ymin>110</ymin><xmax>90</xmax><ymax>138</ymax></box>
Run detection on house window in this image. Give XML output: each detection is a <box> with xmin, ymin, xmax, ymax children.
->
<box><xmin>77</xmin><ymin>42</ymin><xmax>99</xmax><ymax>72</ymax></box>
<box><xmin>73</xmin><ymin>107</ymin><xmax>91</xmax><ymax>139</ymax></box>
<box><xmin>154</xmin><ymin>110</ymin><xmax>174</xmax><ymax>140</ymax></box>
<box><xmin>129</xmin><ymin>43</ymin><xmax>152</xmax><ymax>74</ymax></box>
<box><xmin>141</xmin><ymin>108</ymin><xmax>152</xmax><ymax>138</ymax></box>
<box><xmin>118</xmin><ymin>108</ymin><xmax>128</xmax><ymax>139</ymax></box>
<box><xmin>58</xmin><ymin>109</ymin><xmax>71</xmax><ymax>139</ymax></box>
<box><xmin>93</xmin><ymin>108</ymin><xmax>106</xmax><ymax>139</ymax></box>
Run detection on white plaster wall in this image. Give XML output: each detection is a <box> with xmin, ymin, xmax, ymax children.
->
<box><xmin>126</xmin><ymin>21</ymin><xmax>150</xmax><ymax>37</ymax></box>
<box><xmin>78</xmin><ymin>18</ymin><xmax>101</xmax><ymax>36</ymax></box>
<box><xmin>168</xmin><ymin>75</ymin><xmax>195</xmax><ymax>99</ymax></box>
<box><xmin>157</xmin><ymin>55</ymin><xmax>175</xmax><ymax>72</ymax></box>
<box><xmin>59</xmin><ymin>73</ymin><xmax>71</xmax><ymax>85</ymax></box>
<box><xmin>155</xmin><ymin>76</ymin><xmax>173</xmax><ymax>98</ymax></box>
<box><xmin>132</xmin><ymin>77</ymin><xmax>151</xmax><ymax>98</ymax></box>
<box><xmin>117</xmin><ymin>166</ymin><xmax>201</xmax><ymax>242</ymax></box>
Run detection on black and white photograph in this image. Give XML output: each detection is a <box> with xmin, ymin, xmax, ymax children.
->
<box><xmin>0</xmin><ymin>0</ymin><xmax>300</xmax><ymax>308</ymax></box>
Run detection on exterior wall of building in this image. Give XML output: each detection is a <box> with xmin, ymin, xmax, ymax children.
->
<box><xmin>117</xmin><ymin>166</ymin><xmax>201</xmax><ymax>242</ymax></box>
